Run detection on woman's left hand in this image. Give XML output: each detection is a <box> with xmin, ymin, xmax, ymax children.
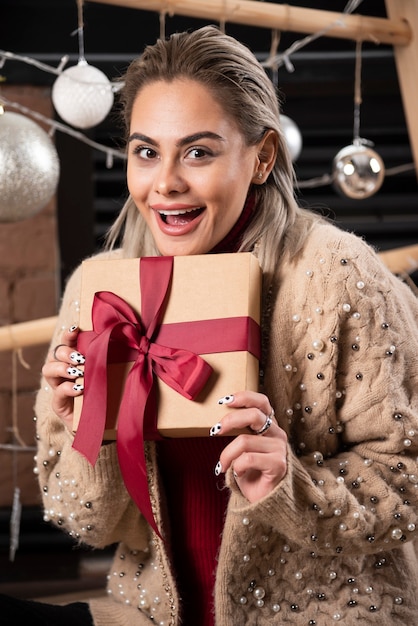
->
<box><xmin>210</xmin><ymin>391</ymin><xmax>287</xmax><ymax>503</ymax></box>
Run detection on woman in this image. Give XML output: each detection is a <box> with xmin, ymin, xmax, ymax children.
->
<box><xmin>27</xmin><ymin>25</ymin><xmax>418</xmax><ymax>625</ymax></box>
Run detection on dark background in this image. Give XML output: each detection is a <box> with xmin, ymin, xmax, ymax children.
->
<box><xmin>2</xmin><ymin>0</ymin><xmax>418</xmax><ymax>282</ymax></box>
<box><xmin>1</xmin><ymin>0</ymin><xmax>417</xmax><ymax>595</ymax></box>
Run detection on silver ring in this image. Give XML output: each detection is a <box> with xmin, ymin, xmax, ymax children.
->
<box><xmin>52</xmin><ymin>344</ymin><xmax>66</xmax><ymax>361</ymax></box>
<box><xmin>251</xmin><ymin>409</ymin><xmax>275</xmax><ymax>435</ymax></box>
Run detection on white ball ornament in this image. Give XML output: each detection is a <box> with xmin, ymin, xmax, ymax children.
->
<box><xmin>52</xmin><ymin>60</ymin><xmax>114</xmax><ymax>129</ymax></box>
<box><xmin>280</xmin><ymin>115</ymin><xmax>303</xmax><ymax>162</ymax></box>
<box><xmin>333</xmin><ymin>142</ymin><xmax>385</xmax><ymax>200</ymax></box>
<box><xmin>0</xmin><ymin>111</ymin><xmax>60</xmax><ymax>222</ymax></box>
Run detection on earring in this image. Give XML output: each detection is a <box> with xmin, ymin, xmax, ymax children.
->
<box><xmin>257</xmin><ymin>172</ymin><xmax>263</xmax><ymax>179</ymax></box>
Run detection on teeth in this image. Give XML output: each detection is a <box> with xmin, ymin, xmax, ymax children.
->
<box><xmin>158</xmin><ymin>207</ymin><xmax>201</xmax><ymax>216</ymax></box>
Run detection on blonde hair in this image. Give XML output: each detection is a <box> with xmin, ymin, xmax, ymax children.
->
<box><xmin>107</xmin><ymin>25</ymin><xmax>321</xmax><ymax>280</ymax></box>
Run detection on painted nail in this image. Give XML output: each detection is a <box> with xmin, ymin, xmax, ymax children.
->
<box><xmin>73</xmin><ymin>383</ymin><xmax>84</xmax><ymax>392</ymax></box>
<box><xmin>67</xmin><ymin>366</ymin><xmax>84</xmax><ymax>377</ymax></box>
<box><xmin>218</xmin><ymin>394</ymin><xmax>234</xmax><ymax>405</ymax></box>
<box><xmin>210</xmin><ymin>423</ymin><xmax>222</xmax><ymax>437</ymax></box>
<box><xmin>214</xmin><ymin>461</ymin><xmax>223</xmax><ymax>476</ymax></box>
<box><xmin>69</xmin><ymin>325</ymin><xmax>78</xmax><ymax>333</ymax></box>
<box><xmin>70</xmin><ymin>351</ymin><xmax>85</xmax><ymax>365</ymax></box>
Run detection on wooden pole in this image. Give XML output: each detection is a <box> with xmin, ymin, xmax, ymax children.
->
<box><xmin>87</xmin><ymin>0</ymin><xmax>411</xmax><ymax>46</ymax></box>
<box><xmin>385</xmin><ymin>0</ymin><xmax>418</xmax><ymax>180</ymax></box>
<box><xmin>0</xmin><ymin>316</ymin><xmax>57</xmax><ymax>352</ymax></box>
<box><xmin>378</xmin><ymin>244</ymin><xmax>418</xmax><ymax>276</ymax></box>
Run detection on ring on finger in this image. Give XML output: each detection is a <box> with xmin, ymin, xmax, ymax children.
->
<box><xmin>52</xmin><ymin>344</ymin><xmax>67</xmax><ymax>361</ymax></box>
<box><xmin>251</xmin><ymin>409</ymin><xmax>275</xmax><ymax>436</ymax></box>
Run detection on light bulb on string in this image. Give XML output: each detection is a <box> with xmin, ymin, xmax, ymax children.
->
<box><xmin>332</xmin><ymin>40</ymin><xmax>385</xmax><ymax>200</ymax></box>
<box><xmin>0</xmin><ymin>108</ymin><xmax>60</xmax><ymax>222</ymax></box>
<box><xmin>51</xmin><ymin>0</ymin><xmax>114</xmax><ymax>129</ymax></box>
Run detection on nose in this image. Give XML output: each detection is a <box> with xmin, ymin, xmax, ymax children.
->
<box><xmin>154</xmin><ymin>159</ymin><xmax>188</xmax><ymax>195</ymax></box>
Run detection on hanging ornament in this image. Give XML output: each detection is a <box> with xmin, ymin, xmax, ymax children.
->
<box><xmin>332</xmin><ymin>141</ymin><xmax>385</xmax><ymax>200</ymax></box>
<box><xmin>52</xmin><ymin>0</ymin><xmax>113</xmax><ymax>129</ymax></box>
<box><xmin>280</xmin><ymin>114</ymin><xmax>303</xmax><ymax>162</ymax></box>
<box><xmin>0</xmin><ymin>110</ymin><xmax>60</xmax><ymax>222</ymax></box>
<box><xmin>52</xmin><ymin>60</ymin><xmax>114</xmax><ymax>129</ymax></box>
<box><xmin>332</xmin><ymin>41</ymin><xmax>385</xmax><ymax>200</ymax></box>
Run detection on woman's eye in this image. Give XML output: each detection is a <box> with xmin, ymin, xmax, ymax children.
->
<box><xmin>133</xmin><ymin>146</ymin><xmax>157</xmax><ymax>159</ymax></box>
<box><xmin>187</xmin><ymin>147</ymin><xmax>209</xmax><ymax>159</ymax></box>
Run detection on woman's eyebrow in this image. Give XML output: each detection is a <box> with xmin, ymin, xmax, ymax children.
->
<box><xmin>128</xmin><ymin>132</ymin><xmax>154</xmax><ymax>144</ymax></box>
<box><xmin>177</xmin><ymin>131</ymin><xmax>225</xmax><ymax>146</ymax></box>
<box><xmin>127</xmin><ymin>131</ymin><xmax>224</xmax><ymax>146</ymax></box>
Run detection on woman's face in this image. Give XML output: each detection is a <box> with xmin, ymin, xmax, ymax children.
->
<box><xmin>127</xmin><ymin>79</ymin><xmax>263</xmax><ymax>256</ymax></box>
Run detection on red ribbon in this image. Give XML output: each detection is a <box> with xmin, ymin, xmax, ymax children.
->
<box><xmin>72</xmin><ymin>256</ymin><xmax>261</xmax><ymax>538</ymax></box>
<box><xmin>73</xmin><ymin>256</ymin><xmax>213</xmax><ymax>537</ymax></box>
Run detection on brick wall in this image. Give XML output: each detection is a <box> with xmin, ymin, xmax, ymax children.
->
<box><xmin>0</xmin><ymin>85</ymin><xmax>59</xmax><ymax>507</ymax></box>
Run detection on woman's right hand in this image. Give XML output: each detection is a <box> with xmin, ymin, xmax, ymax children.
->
<box><xmin>42</xmin><ymin>325</ymin><xmax>85</xmax><ymax>431</ymax></box>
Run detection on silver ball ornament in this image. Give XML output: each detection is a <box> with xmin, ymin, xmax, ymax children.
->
<box><xmin>0</xmin><ymin>111</ymin><xmax>60</xmax><ymax>222</ymax></box>
<box><xmin>280</xmin><ymin>115</ymin><xmax>303</xmax><ymax>162</ymax></box>
<box><xmin>333</xmin><ymin>142</ymin><xmax>385</xmax><ymax>199</ymax></box>
<box><xmin>52</xmin><ymin>60</ymin><xmax>114</xmax><ymax>129</ymax></box>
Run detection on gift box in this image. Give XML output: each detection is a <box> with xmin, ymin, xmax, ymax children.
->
<box><xmin>71</xmin><ymin>252</ymin><xmax>261</xmax><ymax>537</ymax></box>
<box><xmin>73</xmin><ymin>253</ymin><xmax>262</xmax><ymax>440</ymax></box>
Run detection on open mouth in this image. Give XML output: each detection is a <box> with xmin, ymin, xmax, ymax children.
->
<box><xmin>158</xmin><ymin>207</ymin><xmax>205</xmax><ymax>226</ymax></box>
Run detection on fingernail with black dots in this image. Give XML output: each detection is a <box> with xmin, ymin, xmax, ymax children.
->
<box><xmin>67</xmin><ymin>366</ymin><xmax>84</xmax><ymax>377</ymax></box>
<box><xmin>214</xmin><ymin>461</ymin><xmax>223</xmax><ymax>476</ymax></box>
<box><xmin>69</xmin><ymin>325</ymin><xmax>78</xmax><ymax>333</ymax></box>
<box><xmin>70</xmin><ymin>351</ymin><xmax>85</xmax><ymax>365</ymax></box>
<box><xmin>73</xmin><ymin>383</ymin><xmax>84</xmax><ymax>392</ymax></box>
<box><xmin>218</xmin><ymin>395</ymin><xmax>234</xmax><ymax>405</ymax></box>
<box><xmin>210</xmin><ymin>423</ymin><xmax>222</xmax><ymax>437</ymax></box>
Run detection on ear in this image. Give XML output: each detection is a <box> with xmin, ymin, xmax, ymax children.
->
<box><xmin>253</xmin><ymin>129</ymin><xmax>279</xmax><ymax>184</ymax></box>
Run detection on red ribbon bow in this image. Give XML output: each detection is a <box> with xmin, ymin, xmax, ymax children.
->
<box><xmin>73</xmin><ymin>256</ymin><xmax>213</xmax><ymax>537</ymax></box>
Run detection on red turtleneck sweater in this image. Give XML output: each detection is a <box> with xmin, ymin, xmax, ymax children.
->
<box><xmin>156</xmin><ymin>194</ymin><xmax>255</xmax><ymax>625</ymax></box>
<box><xmin>157</xmin><ymin>437</ymin><xmax>231</xmax><ymax>625</ymax></box>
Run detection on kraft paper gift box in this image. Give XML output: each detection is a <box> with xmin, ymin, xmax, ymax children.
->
<box><xmin>72</xmin><ymin>252</ymin><xmax>262</xmax><ymax>441</ymax></box>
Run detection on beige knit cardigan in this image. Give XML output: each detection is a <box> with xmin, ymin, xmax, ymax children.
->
<box><xmin>35</xmin><ymin>221</ymin><xmax>418</xmax><ymax>625</ymax></box>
